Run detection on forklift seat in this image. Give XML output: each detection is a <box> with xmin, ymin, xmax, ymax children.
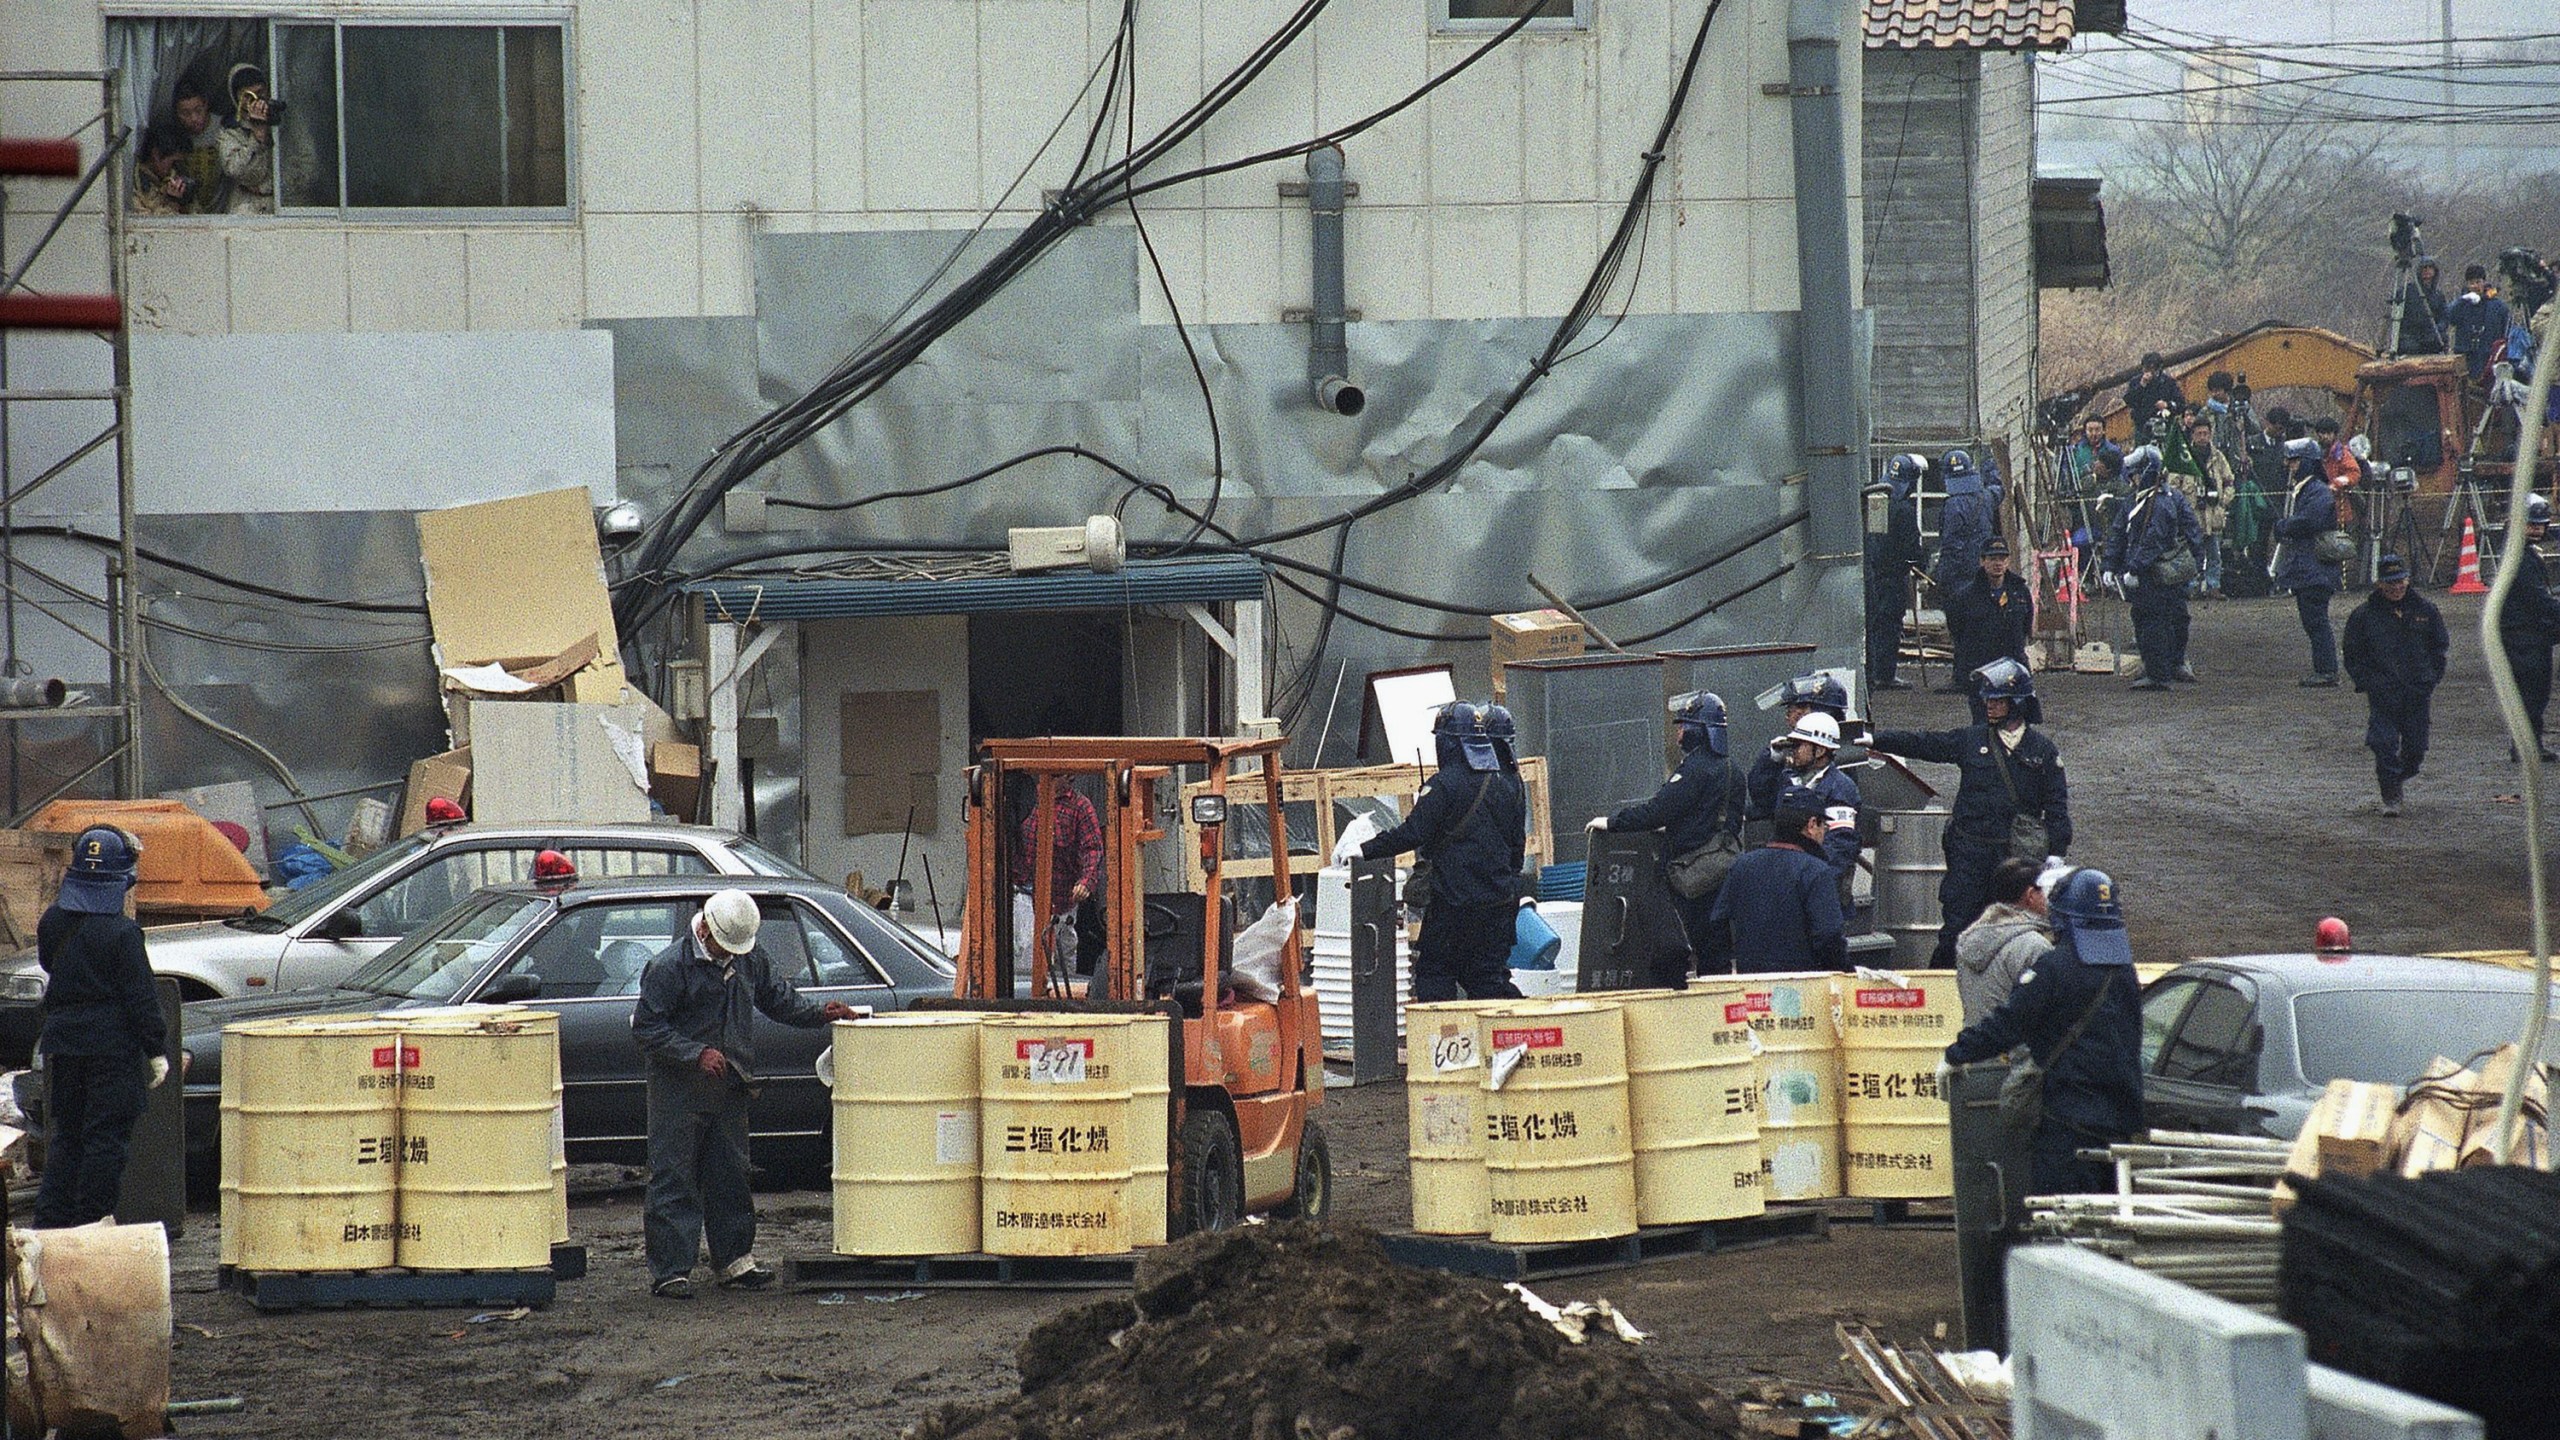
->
<box><xmin>1144</xmin><ymin>891</ymin><xmax>1234</xmax><ymax>1018</ymax></box>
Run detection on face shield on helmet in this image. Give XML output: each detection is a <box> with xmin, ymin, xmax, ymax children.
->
<box><xmin>1666</xmin><ymin>690</ymin><xmax>1728</xmax><ymax>757</ymax></box>
<box><xmin>1942</xmin><ymin>448</ymin><xmax>1975</xmax><ymax>479</ymax></box>
<box><xmin>1883</xmin><ymin>453</ymin><xmax>1927</xmax><ymax>495</ymax></box>
<box><xmin>2125</xmin><ymin>445</ymin><xmax>2165</xmax><ymax>486</ymax></box>
<box><xmin>1778</xmin><ymin>673</ymin><xmax>1850</xmax><ymax>718</ymax></box>
<box><xmin>2529</xmin><ymin>494</ymin><xmax>2553</xmax><ymax>529</ymax></box>
<box><xmin>1482</xmin><ymin>704</ymin><xmax>1520</xmax><ymax>771</ymax></box>
<box><xmin>1971</xmin><ymin>657</ymin><xmax>2042</xmax><ymax>725</ymax></box>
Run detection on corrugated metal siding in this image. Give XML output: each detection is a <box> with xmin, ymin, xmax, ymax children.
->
<box><xmin>686</xmin><ymin>557</ymin><xmax>1267</xmax><ymax>621</ymax></box>
<box><xmin>1861</xmin><ymin>48</ymin><xmax>1976</xmax><ymax>442</ymax></box>
<box><xmin>1972</xmin><ymin>48</ymin><xmax>2038</xmax><ymax>465</ymax></box>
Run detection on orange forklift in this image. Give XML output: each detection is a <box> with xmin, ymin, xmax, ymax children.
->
<box><xmin>947</xmin><ymin>736</ymin><xmax>1329</xmax><ymax>1234</ymax></box>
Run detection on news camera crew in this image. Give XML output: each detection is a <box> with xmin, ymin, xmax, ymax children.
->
<box><xmin>1867</xmin><ymin>660</ymin><xmax>2071</xmax><ymax>972</ymax></box>
<box><xmin>1940</xmin><ymin>866</ymin><xmax>2142</xmax><ymax>1196</ymax></box>
<box><xmin>1591</xmin><ymin>691</ymin><xmax>1745</xmax><ymax>977</ymax></box>
<box><xmin>33</xmin><ymin>827</ymin><xmax>170</xmax><ymax>1228</ymax></box>
<box><xmin>2122</xmin><ymin>353</ymin><xmax>2184</xmax><ymax>441</ymax></box>
<box><xmin>1341</xmin><ymin>702</ymin><xmax>1526</xmax><ymax>1004</ymax></box>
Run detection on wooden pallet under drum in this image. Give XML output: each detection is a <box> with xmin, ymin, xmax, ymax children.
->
<box><xmin>217</xmin><ymin>1244</ymin><xmax>586</xmax><ymax>1312</ymax></box>
<box><xmin>1827</xmin><ymin>1197</ymin><xmax>1956</xmax><ymax>1228</ymax></box>
<box><xmin>782</xmin><ymin>1251</ymin><xmax>1142</xmax><ymax>1291</ymax></box>
<box><xmin>1377</xmin><ymin>1204</ymin><xmax>1830</xmax><ymax>1282</ymax></box>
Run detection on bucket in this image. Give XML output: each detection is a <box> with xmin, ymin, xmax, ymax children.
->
<box><xmin>1838</xmin><ymin>970</ymin><xmax>1961</xmax><ymax>1198</ymax></box>
<box><xmin>1477</xmin><ymin>999</ymin><xmax>1638</xmax><ymax>1245</ymax></box>
<box><xmin>395</xmin><ymin>1012</ymin><xmax>559</xmax><ymax>1271</ymax></box>
<box><xmin>1403</xmin><ymin>998</ymin><xmax>1526</xmax><ymax>1234</ymax></box>
<box><xmin>1621</xmin><ymin>989</ymin><xmax>1760</xmax><ymax>1224</ymax></box>
<box><xmin>830</xmin><ymin>1013</ymin><xmax>982</xmax><ymax>1256</ymax></box>
<box><xmin>1125</xmin><ymin>1013</ymin><xmax>1175</xmax><ymax>1247</ymax></box>
<box><xmin>977</xmin><ymin>1015</ymin><xmax>1136</xmax><ymax>1256</ymax></box>
<box><xmin>224</xmin><ymin>1018</ymin><xmax>403</xmax><ymax>1272</ymax></box>
<box><xmin>1874</xmin><ymin>809</ymin><xmax>1951</xmax><ymax>970</ymax></box>
<box><xmin>1733</xmin><ymin>972</ymin><xmax>1842</xmax><ymax>1202</ymax></box>
<box><xmin>1510</xmin><ymin>906</ymin><xmax>1562</xmax><ymax>971</ymax></box>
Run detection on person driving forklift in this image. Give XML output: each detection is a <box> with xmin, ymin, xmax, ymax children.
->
<box><xmin>1337</xmin><ymin>702</ymin><xmax>1526</xmax><ymax>1002</ymax></box>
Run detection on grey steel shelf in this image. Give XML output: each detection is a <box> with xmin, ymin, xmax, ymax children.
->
<box><xmin>0</xmin><ymin>704</ymin><xmax>119</xmax><ymax>722</ymax></box>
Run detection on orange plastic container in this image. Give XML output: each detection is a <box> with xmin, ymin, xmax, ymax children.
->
<box><xmin>30</xmin><ymin>799</ymin><xmax>267</xmax><ymax>916</ymax></box>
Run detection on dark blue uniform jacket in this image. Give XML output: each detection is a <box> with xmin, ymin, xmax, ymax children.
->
<box><xmin>2343</xmin><ymin>589</ymin><xmax>2449</xmax><ymax>702</ymax></box>
<box><xmin>1708</xmin><ymin>842</ymin><xmax>1847</xmax><ymax>973</ymax></box>
<box><xmin>1362</xmin><ymin>751</ymin><xmax>1527</xmax><ymax>908</ymax></box>
<box><xmin>631</xmin><ymin>931</ymin><xmax>829</xmax><ymax>1079</ymax></box>
<box><xmin>36</xmin><ymin>908</ymin><xmax>165</xmax><ymax>1059</ymax></box>
<box><xmin>1610</xmin><ymin>746</ymin><xmax>1740</xmax><ymax>859</ymax></box>
<box><xmin>1945</xmin><ymin>930</ymin><xmax>2142</xmax><ymax>1137</ymax></box>
<box><xmin>1868</xmin><ymin>724</ymin><xmax>2071</xmax><ymax>856</ymax></box>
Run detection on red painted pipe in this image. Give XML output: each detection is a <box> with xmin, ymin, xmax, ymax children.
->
<box><xmin>0</xmin><ymin>295</ymin><xmax>125</xmax><ymax>332</ymax></box>
<box><xmin>0</xmin><ymin>139</ymin><xmax>81</xmax><ymax>178</ymax></box>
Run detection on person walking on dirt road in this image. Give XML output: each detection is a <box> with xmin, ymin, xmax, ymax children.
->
<box><xmin>1868</xmin><ymin>660</ymin><xmax>2071</xmax><ymax>972</ymax></box>
<box><xmin>2499</xmin><ymin>494</ymin><xmax>2560</xmax><ymax>762</ymax></box>
<box><xmin>2103</xmin><ymin>445</ymin><xmax>2207</xmax><ymax>691</ymax></box>
<box><xmin>2342</xmin><ymin>554</ymin><xmax>2448</xmax><ymax>816</ymax></box>
<box><xmin>1941</xmin><ymin>866</ymin><xmax>2141</xmax><ymax>1196</ymax></box>
<box><xmin>2272</xmin><ymin>438</ymin><xmax>2344</xmax><ymax>686</ymax></box>
<box><xmin>632</xmin><ymin>889</ymin><xmax>861</xmax><ymax>1298</ymax></box>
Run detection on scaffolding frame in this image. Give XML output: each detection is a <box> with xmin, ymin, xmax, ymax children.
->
<box><xmin>0</xmin><ymin>69</ymin><xmax>142</xmax><ymax>820</ymax></box>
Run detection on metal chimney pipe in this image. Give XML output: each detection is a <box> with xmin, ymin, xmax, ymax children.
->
<box><xmin>1786</xmin><ymin>0</ymin><xmax>1864</xmax><ymax>563</ymax></box>
<box><xmin>1304</xmin><ymin>145</ymin><xmax>1365</xmax><ymax>417</ymax></box>
<box><xmin>0</xmin><ymin>677</ymin><xmax>66</xmax><ymax>709</ymax></box>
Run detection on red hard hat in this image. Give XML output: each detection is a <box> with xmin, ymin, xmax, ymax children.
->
<box><xmin>424</xmin><ymin>796</ymin><xmax>466</xmax><ymax>825</ymax></box>
<box><xmin>2314</xmin><ymin>916</ymin><xmax>2352</xmax><ymax>957</ymax></box>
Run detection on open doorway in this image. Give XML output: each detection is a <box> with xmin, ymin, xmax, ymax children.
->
<box><xmin>966</xmin><ymin>612</ymin><xmax>1124</xmax><ymax>742</ymax></box>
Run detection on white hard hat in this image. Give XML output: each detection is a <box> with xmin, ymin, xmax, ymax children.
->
<box><xmin>702</xmin><ymin>889</ymin><xmax>760</xmax><ymax>954</ymax></box>
<box><xmin>1785</xmin><ymin>712</ymin><xmax>1841</xmax><ymax>750</ymax></box>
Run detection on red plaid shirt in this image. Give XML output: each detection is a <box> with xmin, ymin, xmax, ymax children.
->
<box><xmin>1015</xmin><ymin>789</ymin><xmax>1103</xmax><ymax>908</ymax></box>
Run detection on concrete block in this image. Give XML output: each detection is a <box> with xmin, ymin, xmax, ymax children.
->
<box><xmin>1672</xmin><ymin>196</ymin><xmax>1752</xmax><ymax>315</ymax></box>
<box><xmin>1126</xmin><ymin>0</ymin><xmax>1205</xmax><ymax>209</ymax></box>
<box><xmin>700</xmin><ymin>212</ymin><xmax>757</xmax><ymax>318</ymax></box>
<box><xmin>1128</xmin><ymin>209</ymin><xmax>1205</xmax><ymax>328</ymax></box>
<box><xmin>1595</xmin><ymin>0</ymin><xmax>1672</xmax><ymax>201</ymax></box>
<box><xmin>1747</xmin><ymin>199</ymin><xmax>1799</xmax><ymax>312</ymax></box>
<box><xmin>1197</xmin><ymin>0</ymin><xmax>1316</xmax><ymax>209</ymax></box>
<box><xmin>2306</xmin><ymin>1366</ymin><xmax>2481</xmax><ymax>1440</ymax></box>
<box><xmin>1431</xmin><ymin>204</ymin><xmax>1522</xmax><ymax>320</ymax></box>
<box><xmin>465</xmin><ymin>229</ymin><xmax>584</xmax><ymax>330</ymax></box>
<box><xmin>1519</xmin><ymin>39</ymin><xmax>1600</xmax><ymax>204</ymax></box>
<box><xmin>1313</xmin><ymin>4</ymin><xmax>1427</xmax><ymax>207</ymax></box>
<box><xmin>2008</xmin><ymin>1245</ymin><xmax>2306</xmax><ymax>1440</ymax></box>
<box><xmin>811</xmin><ymin>0</ymin><xmax>868</xmax><ymax>212</ymax></box>
<box><xmin>1668</xmin><ymin>0</ymin><xmax>1748</xmax><ymax>199</ymax></box>
<box><xmin>1341</xmin><ymin>204</ymin><xmax>1430</xmax><ymax>322</ymax></box>
<box><xmin>1425</xmin><ymin>40</ymin><xmax>1523</xmax><ymax>205</ymax></box>
<box><xmin>349</xmin><ymin>231</ymin><xmax>469</xmax><ymax>331</ymax></box>
<box><xmin>978</xmin><ymin>0</ymin><xmax>1089</xmax><ymax>210</ymax></box>
<box><xmin>1200</xmin><ymin>207</ymin><xmax>1282</xmax><ymax>327</ymax></box>
<box><xmin>1521</xmin><ymin>203</ymin><xmax>1601</xmax><ymax>320</ymax></box>
<box><xmin>228</xmin><ymin>228</ymin><xmax>349</xmax><ymax>332</ymax></box>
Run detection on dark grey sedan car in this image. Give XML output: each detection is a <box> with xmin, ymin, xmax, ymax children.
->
<box><xmin>181</xmin><ymin>874</ymin><xmax>955</xmax><ymax>1186</ymax></box>
<box><xmin>2140</xmin><ymin>952</ymin><xmax>2557</xmax><ymax>1140</ymax></box>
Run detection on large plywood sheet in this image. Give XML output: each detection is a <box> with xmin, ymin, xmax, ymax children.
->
<box><xmin>466</xmin><ymin>702</ymin><xmax>650</xmax><ymax>825</ymax></box>
<box><xmin>418</xmin><ymin>486</ymin><xmax>626</xmax><ymax>699</ymax></box>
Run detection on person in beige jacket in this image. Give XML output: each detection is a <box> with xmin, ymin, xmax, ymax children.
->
<box><xmin>2174</xmin><ymin>416</ymin><xmax>2237</xmax><ymax>598</ymax></box>
<box><xmin>1953</xmin><ymin>858</ymin><xmax>2051</xmax><ymax>1025</ymax></box>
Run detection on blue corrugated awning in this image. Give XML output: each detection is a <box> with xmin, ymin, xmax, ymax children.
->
<box><xmin>686</xmin><ymin>556</ymin><xmax>1267</xmax><ymax>622</ymax></box>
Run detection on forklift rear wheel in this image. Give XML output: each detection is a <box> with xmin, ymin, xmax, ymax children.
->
<box><xmin>1275</xmin><ymin>1117</ymin><xmax>1331</xmax><ymax>1222</ymax></box>
<box><xmin>1177</xmin><ymin>1108</ymin><xmax>1244</xmax><ymax>1235</ymax></box>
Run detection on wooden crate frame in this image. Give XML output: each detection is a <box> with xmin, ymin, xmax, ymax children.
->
<box><xmin>1178</xmin><ymin>758</ymin><xmax>1552</xmax><ymax>893</ymax></box>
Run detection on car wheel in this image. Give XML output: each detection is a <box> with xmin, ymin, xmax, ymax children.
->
<box><xmin>1273</xmin><ymin>1116</ymin><xmax>1331</xmax><ymax>1223</ymax></box>
<box><xmin>1176</xmin><ymin>1108</ymin><xmax>1243</xmax><ymax>1236</ymax></box>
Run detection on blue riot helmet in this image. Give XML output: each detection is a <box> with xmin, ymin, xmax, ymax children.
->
<box><xmin>1777</xmin><ymin>673</ymin><xmax>1850</xmax><ymax>721</ymax></box>
<box><xmin>2124</xmin><ymin>444</ymin><xmax>2165</xmax><ymax>487</ymax></box>
<box><xmin>2528</xmin><ymin>493</ymin><xmax>2553</xmax><ymax>529</ymax></box>
<box><xmin>58</xmin><ymin>825</ymin><xmax>141</xmax><ymax>915</ymax></box>
<box><xmin>2047</xmin><ymin>866</ymin><xmax>2134</xmax><ymax>967</ymax></box>
<box><xmin>1483</xmin><ymin>704</ymin><xmax>1520</xmax><ymax>772</ymax></box>
<box><xmin>1972</xmin><ymin>657</ymin><xmax>2042</xmax><ymax>726</ymax></box>
<box><xmin>1941</xmin><ymin>449</ymin><xmax>1978</xmax><ymax>493</ymax></box>
<box><xmin>1665</xmin><ymin>690</ymin><xmax>1728</xmax><ymax>757</ymax></box>
<box><xmin>1435</xmin><ymin>701</ymin><xmax>1501</xmax><ymax>773</ymax></box>
<box><xmin>1883</xmin><ymin>452</ymin><xmax>1928</xmax><ymax>498</ymax></box>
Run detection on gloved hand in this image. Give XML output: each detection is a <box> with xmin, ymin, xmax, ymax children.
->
<box><xmin>1585</xmin><ymin>816</ymin><xmax>1609</xmax><ymax>833</ymax></box>
<box><xmin>2122</xmin><ymin>571</ymin><xmax>2140</xmax><ymax>592</ymax></box>
<box><xmin>2099</xmin><ymin>571</ymin><xmax>2120</xmax><ymax>596</ymax></box>
<box><xmin>1331</xmin><ymin>812</ymin><xmax>1380</xmax><ymax>866</ymax></box>
<box><xmin>1330</xmin><ymin>833</ymin><xmax>1366</xmax><ymax>866</ymax></box>
<box><xmin>821</xmin><ymin>1001</ymin><xmax>868</xmax><ymax>1022</ymax></box>
<box><xmin>698</xmin><ymin>1046</ymin><xmax>729</xmax><ymax>1077</ymax></box>
<box><xmin>1769</xmin><ymin>736</ymin><xmax>1792</xmax><ymax>759</ymax></box>
<box><xmin>147</xmin><ymin>1055</ymin><xmax>170</xmax><ymax>1088</ymax></box>
<box><xmin>1934</xmin><ymin>1057</ymin><xmax>1955</xmax><ymax>1097</ymax></box>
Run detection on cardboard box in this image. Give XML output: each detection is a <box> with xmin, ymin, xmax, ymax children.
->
<box><xmin>2458</xmin><ymin>1044</ymin><xmax>2550</xmax><ymax>1170</ymax></box>
<box><xmin>649</xmin><ymin>741</ymin><xmax>704</xmax><ymax>822</ymax></box>
<box><xmin>2389</xmin><ymin>1056</ymin><xmax>2478</xmax><ymax>1179</ymax></box>
<box><xmin>418</xmin><ymin>487</ymin><xmax>627</xmax><ymax>706</ymax></box>
<box><xmin>2274</xmin><ymin>1079</ymin><xmax>2399</xmax><ymax>1215</ymax></box>
<box><xmin>469</xmin><ymin>701</ymin><xmax>652</xmax><ymax>825</ymax></box>
<box><xmin>1489</xmin><ymin>609</ymin><xmax>1585</xmax><ymax>698</ymax></box>
<box><xmin>397</xmin><ymin>748</ymin><xmax>473</xmax><ymax>836</ymax></box>
<box><xmin>0</xmin><ymin>831</ymin><xmax>69</xmax><ymax>949</ymax></box>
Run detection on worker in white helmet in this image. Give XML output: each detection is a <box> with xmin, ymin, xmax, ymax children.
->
<box><xmin>631</xmin><ymin>887</ymin><xmax>861</xmax><ymax>1298</ymax></box>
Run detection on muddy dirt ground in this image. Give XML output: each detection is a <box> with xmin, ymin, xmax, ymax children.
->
<box><xmin>163</xmin><ymin>593</ymin><xmax>2536</xmax><ymax>1438</ymax></box>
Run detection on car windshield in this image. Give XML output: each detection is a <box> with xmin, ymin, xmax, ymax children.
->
<box><xmin>2293</xmin><ymin>988</ymin><xmax>2541</xmax><ymax>1088</ymax></box>
<box><xmin>341</xmin><ymin>893</ymin><xmax>549</xmax><ymax>1002</ymax></box>
<box><xmin>240</xmin><ymin>832</ymin><xmax>435</xmax><ymax>931</ymax></box>
<box><xmin>729</xmin><ymin>838</ymin><xmax>817</xmax><ymax>881</ymax></box>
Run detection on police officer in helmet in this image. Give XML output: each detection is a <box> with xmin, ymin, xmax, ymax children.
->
<box><xmin>1347</xmin><ymin>702</ymin><xmax>1527</xmax><ymax>1003</ymax></box>
<box><xmin>1942</xmin><ymin>866</ymin><xmax>2142</xmax><ymax>1194</ymax></box>
<box><xmin>1746</xmin><ymin>674</ymin><xmax>1864</xmax><ymax>884</ymax></box>
<box><xmin>1868</xmin><ymin>659</ymin><xmax>2072</xmax><ymax>970</ymax></box>
<box><xmin>2499</xmin><ymin>492</ymin><xmax>2560</xmax><ymax>761</ymax></box>
<box><xmin>34</xmin><ymin>826</ymin><xmax>170</xmax><ymax>1227</ymax></box>
<box><xmin>1591</xmin><ymin>691</ymin><xmax>1744</xmax><ymax>978</ymax></box>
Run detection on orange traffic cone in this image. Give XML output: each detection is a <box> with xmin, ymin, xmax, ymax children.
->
<box><xmin>2452</xmin><ymin>517</ymin><xmax>2489</xmax><ymax>595</ymax></box>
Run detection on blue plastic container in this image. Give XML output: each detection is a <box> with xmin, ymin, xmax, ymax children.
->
<box><xmin>1510</xmin><ymin>905</ymin><xmax>1562</xmax><ymax>970</ymax></box>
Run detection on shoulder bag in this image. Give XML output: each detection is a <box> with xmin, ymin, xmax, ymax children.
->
<box><xmin>2130</xmin><ymin>492</ymin><xmax>2202</xmax><ymax>589</ymax></box>
<box><xmin>1985</xmin><ymin>733</ymin><xmax>2051</xmax><ymax>863</ymax></box>
<box><xmin>1664</xmin><ymin>769</ymin><xmax>1745</xmax><ymax>900</ymax></box>
<box><xmin>1998</xmin><ymin>971</ymin><xmax>2118</xmax><ymax>1134</ymax></box>
<box><xmin>1403</xmin><ymin>775</ymin><xmax>1493</xmax><ymax>916</ymax></box>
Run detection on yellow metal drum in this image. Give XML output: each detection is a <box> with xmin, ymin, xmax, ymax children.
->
<box><xmin>1837</xmin><ymin>970</ymin><xmax>1962</xmax><ymax>1199</ymax></box>
<box><xmin>830</xmin><ymin>1013</ymin><xmax>983</xmax><ymax>1257</ymax></box>
<box><xmin>1621</xmin><ymin>988</ymin><xmax>1762</xmax><ymax>1224</ymax></box>
<box><xmin>1124</xmin><ymin>1013</ymin><xmax>1175</xmax><ymax>1248</ymax></box>
<box><xmin>977</xmin><ymin>1015</ymin><xmax>1136</xmax><ymax>1256</ymax></box>
<box><xmin>1737</xmin><ymin>972</ymin><xmax>1843</xmax><ymax>1202</ymax></box>
<box><xmin>1477</xmin><ymin>999</ymin><xmax>1637</xmax><ymax>1245</ymax></box>
<box><xmin>223</xmin><ymin>1018</ymin><xmax>403</xmax><ymax>1272</ymax></box>
<box><xmin>1403</xmin><ymin>998</ymin><xmax>1527</xmax><ymax>1235</ymax></box>
<box><xmin>394</xmin><ymin>1012</ymin><xmax>559</xmax><ymax>1271</ymax></box>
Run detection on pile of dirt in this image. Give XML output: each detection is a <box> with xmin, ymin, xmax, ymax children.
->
<box><xmin>905</xmin><ymin>1223</ymin><xmax>1741</xmax><ymax>1440</ymax></box>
